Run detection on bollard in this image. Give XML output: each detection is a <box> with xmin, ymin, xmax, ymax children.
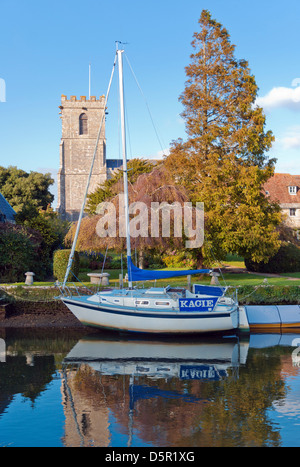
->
<box><xmin>25</xmin><ymin>272</ymin><xmax>35</xmax><ymax>285</ymax></box>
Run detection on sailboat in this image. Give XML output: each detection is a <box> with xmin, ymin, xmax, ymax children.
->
<box><xmin>60</xmin><ymin>45</ymin><xmax>239</xmax><ymax>334</ymax></box>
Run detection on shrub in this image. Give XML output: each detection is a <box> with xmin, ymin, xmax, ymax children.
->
<box><xmin>245</xmin><ymin>243</ymin><xmax>300</xmax><ymax>274</ymax></box>
<box><xmin>0</xmin><ymin>223</ymin><xmax>49</xmax><ymax>282</ymax></box>
<box><xmin>143</xmin><ymin>251</ymin><xmax>165</xmax><ymax>269</ymax></box>
<box><xmin>53</xmin><ymin>249</ymin><xmax>79</xmax><ymax>282</ymax></box>
<box><xmin>237</xmin><ymin>285</ymin><xmax>300</xmax><ymax>305</ymax></box>
<box><xmin>162</xmin><ymin>251</ymin><xmax>197</xmax><ymax>269</ymax></box>
<box><xmin>109</xmin><ymin>258</ymin><xmax>122</xmax><ymax>269</ymax></box>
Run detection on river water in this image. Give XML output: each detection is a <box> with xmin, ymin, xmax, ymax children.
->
<box><xmin>1</xmin><ymin>327</ymin><xmax>300</xmax><ymax>447</ymax></box>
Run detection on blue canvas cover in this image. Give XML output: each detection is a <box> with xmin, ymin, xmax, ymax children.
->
<box><xmin>193</xmin><ymin>284</ymin><xmax>226</xmax><ymax>297</ymax></box>
<box><xmin>127</xmin><ymin>256</ymin><xmax>211</xmax><ymax>282</ymax></box>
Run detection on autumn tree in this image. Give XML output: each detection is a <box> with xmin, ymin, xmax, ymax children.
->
<box><xmin>85</xmin><ymin>158</ymin><xmax>154</xmax><ymax>215</ymax></box>
<box><xmin>165</xmin><ymin>10</ymin><xmax>282</xmax><ymax>265</ymax></box>
<box><xmin>65</xmin><ymin>164</ymin><xmax>189</xmax><ymax>258</ymax></box>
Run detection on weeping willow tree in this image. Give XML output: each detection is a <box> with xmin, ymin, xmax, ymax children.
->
<box><xmin>65</xmin><ymin>165</ymin><xmax>192</xmax><ymax>263</ymax></box>
<box><xmin>165</xmin><ymin>10</ymin><xmax>282</xmax><ymax>266</ymax></box>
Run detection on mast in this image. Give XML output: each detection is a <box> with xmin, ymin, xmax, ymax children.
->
<box><xmin>117</xmin><ymin>46</ymin><xmax>132</xmax><ymax>289</ymax></box>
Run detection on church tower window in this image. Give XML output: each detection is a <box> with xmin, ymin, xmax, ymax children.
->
<box><xmin>79</xmin><ymin>113</ymin><xmax>88</xmax><ymax>135</ymax></box>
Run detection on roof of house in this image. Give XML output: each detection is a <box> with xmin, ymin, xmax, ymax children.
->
<box><xmin>264</xmin><ymin>173</ymin><xmax>300</xmax><ymax>204</ymax></box>
<box><xmin>106</xmin><ymin>159</ymin><xmax>123</xmax><ymax>169</ymax></box>
<box><xmin>0</xmin><ymin>192</ymin><xmax>16</xmax><ymax>221</ymax></box>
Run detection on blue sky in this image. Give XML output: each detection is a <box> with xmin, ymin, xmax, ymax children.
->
<box><xmin>0</xmin><ymin>0</ymin><xmax>300</xmax><ymax>205</ymax></box>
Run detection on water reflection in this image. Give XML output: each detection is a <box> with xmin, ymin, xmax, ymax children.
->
<box><xmin>1</xmin><ymin>329</ymin><xmax>300</xmax><ymax>447</ymax></box>
<box><xmin>62</xmin><ymin>334</ymin><xmax>248</xmax><ymax>447</ymax></box>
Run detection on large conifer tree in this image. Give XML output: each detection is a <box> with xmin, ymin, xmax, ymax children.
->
<box><xmin>165</xmin><ymin>10</ymin><xmax>282</xmax><ymax>265</ymax></box>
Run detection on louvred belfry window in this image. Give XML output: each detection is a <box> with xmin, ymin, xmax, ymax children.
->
<box><xmin>79</xmin><ymin>113</ymin><xmax>88</xmax><ymax>135</ymax></box>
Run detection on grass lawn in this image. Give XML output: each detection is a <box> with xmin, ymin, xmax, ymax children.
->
<box><xmin>1</xmin><ymin>251</ymin><xmax>300</xmax><ymax>290</ymax></box>
<box><xmin>2</xmin><ymin>269</ymin><xmax>299</xmax><ymax>289</ymax></box>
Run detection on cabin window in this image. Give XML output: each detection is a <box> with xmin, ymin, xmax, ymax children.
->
<box><xmin>289</xmin><ymin>186</ymin><xmax>297</xmax><ymax>195</ymax></box>
<box><xmin>290</xmin><ymin>208</ymin><xmax>296</xmax><ymax>217</ymax></box>
<box><xmin>135</xmin><ymin>300</ymin><xmax>149</xmax><ymax>306</ymax></box>
<box><xmin>79</xmin><ymin>113</ymin><xmax>88</xmax><ymax>135</ymax></box>
<box><xmin>155</xmin><ymin>301</ymin><xmax>170</xmax><ymax>306</ymax></box>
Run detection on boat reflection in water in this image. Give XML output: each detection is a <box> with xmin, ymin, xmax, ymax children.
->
<box><xmin>64</xmin><ymin>333</ymin><xmax>249</xmax><ymax>381</ymax></box>
<box><xmin>3</xmin><ymin>331</ymin><xmax>300</xmax><ymax>446</ymax></box>
<box><xmin>62</xmin><ymin>333</ymin><xmax>249</xmax><ymax>446</ymax></box>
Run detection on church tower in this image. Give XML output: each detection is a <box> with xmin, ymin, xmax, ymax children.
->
<box><xmin>57</xmin><ymin>94</ymin><xmax>108</xmax><ymax>221</ymax></box>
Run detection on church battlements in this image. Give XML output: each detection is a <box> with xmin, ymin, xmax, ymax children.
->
<box><xmin>60</xmin><ymin>94</ymin><xmax>105</xmax><ymax>105</ymax></box>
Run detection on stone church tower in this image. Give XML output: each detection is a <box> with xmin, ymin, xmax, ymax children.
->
<box><xmin>57</xmin><ymin>94</ymin><xmax>109</xmax><ymax>221</ymax></box>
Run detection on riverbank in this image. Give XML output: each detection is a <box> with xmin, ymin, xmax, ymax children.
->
<box><xmin>1</xmin><ymin>278</ymin><xmax>300</xmax><ymax>329</ymax></box>
<box><xmin>0</xmin><ymin>311</ymin><xmax>87</xmax><ymax>329</ymax></box>
<box><xmin>0</xmin><ymin>297</ymin><xmax>89</xmax><ymax>329</ymax></box>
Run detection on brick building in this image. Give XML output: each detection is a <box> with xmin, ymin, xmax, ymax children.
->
<box><xmin>57</xmin><ymin>94</ymin><xmax>121</xmax><ymax>221</ymax></box>
<box><xmin>264</xmin><ymin>173</ymin><xmax>300</xmax><ymax>230</ymax></box>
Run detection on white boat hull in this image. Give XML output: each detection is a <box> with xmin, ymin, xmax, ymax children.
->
<box><xmin>62</xmin><ymin>293</ymin><xmax>238</xmax><ymax>334</ymax></box>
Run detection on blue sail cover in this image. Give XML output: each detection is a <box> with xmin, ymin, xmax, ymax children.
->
<box><xmin>127</xmin><ymin>256</ymin><xmax>211</xmax><ymax>282</ymax></box>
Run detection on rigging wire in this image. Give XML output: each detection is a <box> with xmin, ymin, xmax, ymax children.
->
<box><xmin>62</xmin><ymin>52</ymin><xmax>118</xmax><ymax>289</ymax></box>
<box><xmin>124</xmin><ymin>52</ymin><xmax>168</xmax><ymax>157</ymax></box>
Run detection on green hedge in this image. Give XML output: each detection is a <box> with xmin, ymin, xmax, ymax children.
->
<box><xmin>237</xmin><ymin>285</ymin><xmax>300</xmax><ymax>305</ymax></box>
<box><xmin>0</xmin><ymin>223</ymin><xmax>52</xmax><ymax>282</ymax></box>
<box><xmin>245</xmin><ymin>243</ymin><xmax>300</xmax><ymax>274</ymax></box>
<box><xmin>53</xmin><ymin>249</ymin><xmax>79</xmax><ymax>282</ymax></box>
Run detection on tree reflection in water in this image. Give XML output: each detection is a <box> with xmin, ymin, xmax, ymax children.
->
<box><xmin>61</xmin><ymin>336</ymin><xmax>286</xmax><ymax>447</ymax></box>
<box><xmin>0</xmin><ymin>329</ymin><xmax>295</xmax><ymax>447</ymax></box>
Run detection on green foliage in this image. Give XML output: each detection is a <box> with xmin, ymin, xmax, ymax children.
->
<box><xmin>53</xmin><ymin>249</ymin><xmax>80</xmax><ymax>282</ymax></box>
<box><xmin>0</xmin><ymin>224</ymin><xmax>35</xmax><ymax>282</ymax></box>
<box><xmin>162</xmin><ymin>251</ymin><xmax>197</xmax><ymax>269</ymax></box>
<box><xmin>245</xmin><ymin>243</ymin><xmax>300</xmax><ymax>274</ymax></box>
<box><xmin>143</xmin><ymin>250</ymin><xmax>165</xmax><ymax>269</ymax></box>
<box><xmin>178</xmin><ymin>9</ymin><xmax>275</xmax><ymax>167</ymax></box>
<box><xmin>237</xmin><ymin>285</ymin><xmax>300</xmax><ymax>305</ymax></box>
<box><xmin>22</xmin><ymin>208</ymin><xmax>69</xmax><ymax>258</ymax></box>
<box><xmin>0</xmin><ymin>223</ymin><xmax>50</xmax><ymax>282</ymax></box>
<box><xmin>165</xmin><ymin>10</ymin><xmax>281</xmax><ymax>265</ymax></box>
<box><xmin>0</xmin><ymin>166</ymin><xmax>54</xmax><ymax>218</ymax></box>
<box><xmin>86</xmin><ymin>158</ymin><xmax>154</xmax><ymax>215</ymax></box>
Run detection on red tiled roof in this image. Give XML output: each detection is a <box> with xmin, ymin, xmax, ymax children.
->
<box><xmin>264</xmin><ymin>173</ymin><xmax>300</xmax><ymax>204</ymax></box>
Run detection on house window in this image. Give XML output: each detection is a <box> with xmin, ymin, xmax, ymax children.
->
<box><xmin>290</xmin><ymin>208</ymin><xmax>296</xmax><ymax>216</ymax></box>
<box><xmin>289</xmin><ymin>186</ymin><xmax>297</xmax><ymax>195</ymax></box>
<box><xmin>79</xmin><ymin>113</ymin><xmax>88</xmax><ymax>135</ymax></box>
